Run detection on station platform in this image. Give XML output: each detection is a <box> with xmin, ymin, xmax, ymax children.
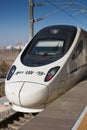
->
<box><xmin>0</xmin><ymin>96</ymin><xmax>10</xmax><ymax>113</ymax></box>
<box><xmin>20</xmin><ymin>78</ymin><xmax>87</xmax><ymax>130</ymax></box>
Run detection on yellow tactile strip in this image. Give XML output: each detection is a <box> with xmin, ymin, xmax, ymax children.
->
<box><xmin>72</xmin><ymin>106</ymin><xmax>87</xmax><ymax>130</ymax></box>
<box><xmin>77</xmin><ymin>112</ymin><xmax>87</xmax><ymax>130</ymax></box>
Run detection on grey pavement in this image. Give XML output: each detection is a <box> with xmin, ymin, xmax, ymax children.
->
<box><xmin>20</xmin><ymin>79</ymin><xmax>87</xmax><ymax>130</ymax></box>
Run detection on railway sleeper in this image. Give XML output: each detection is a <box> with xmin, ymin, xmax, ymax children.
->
<box><xmin>19</xmin><ymin>116</ymin><xmax>29</xmax><ymax>122</ymax></box>
<box><xmin>13</xmin><ymin>120</ymin><xmax>23</xmax><ymax>126</ymax></box>
<box><xmin>8</xmin><ymin>124</ymin><xmax>19</xmax><ymax>130</ymax></box>
<box><xmin>24</xmin><ymin>113</ymin><xmax>33</xmax><ymax>119</ymax></box>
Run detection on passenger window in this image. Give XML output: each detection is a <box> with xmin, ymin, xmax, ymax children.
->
<box><xmin>72</xmin><ymin>40</ymin><xmax>83</xmax><ymax>60</ymax></box>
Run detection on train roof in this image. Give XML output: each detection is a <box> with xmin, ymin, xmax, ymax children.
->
<box><xmin>32</xmin><ymin>25</ymin><xmax>77</xmax><ymax>53</ymax></box>
<box><xmin>21</xmin><ymin>25</ymin><xmax>79</xmax><ymax>67</ymax></box>
<box><xmin>34</xmin><ymin>25</ymin><xmax>77</xmax><ymax>39</ymax></box>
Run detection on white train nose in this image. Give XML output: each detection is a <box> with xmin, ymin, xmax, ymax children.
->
<box><xmin>19</xmin><ymin>82</ymin><xmax>48</xmax><ymax>107</ymax></box>
<box><xmin>5</xmin><ymin>82</ymin><xmax>24</xmax><ymax>105</ymax></box>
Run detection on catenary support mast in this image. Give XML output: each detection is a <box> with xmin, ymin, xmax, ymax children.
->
<box><xmin>29</xmin><ymin>0</ymin><xmax>34</xmax><ymax>40</ymax></box>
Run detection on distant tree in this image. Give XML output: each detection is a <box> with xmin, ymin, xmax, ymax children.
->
<box><xmin>0</xmin><ymin>61</ymin><xmax>10</xmax><ymax>76</ymax></box>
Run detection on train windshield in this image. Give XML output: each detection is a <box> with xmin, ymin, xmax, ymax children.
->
<box><xmin>21</xmin><ymin>39</ymin><xmax>65</xmax><ymax>67</ymax></box>
<box><xmin>21</xmin><ymin>25</ymin><xmax>77</xmax><ymax>67</ymax></box>
<box><xmin>30</xmin><ymin>40</ymin><xmax>64</xmax><ymax>56</ymax></box>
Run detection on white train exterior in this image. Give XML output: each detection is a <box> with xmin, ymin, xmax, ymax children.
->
<box><xmin>5</xmin><ymin>25</ymin><xmax>87</xmax><ymax>113</ymax></box>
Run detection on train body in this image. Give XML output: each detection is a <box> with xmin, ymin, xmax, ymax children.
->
<box><xmin>5</xmin><ymin>25</ymin><xmax>87</xmax><ymax>113</ymax></box>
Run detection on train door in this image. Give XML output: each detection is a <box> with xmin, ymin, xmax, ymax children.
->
<box><xmin>66</xmin><ymin>40</ymin><xmax>83</xmax><ymax>89</ymax></box>
<box><xmin>71</xmin><ymin>40</ymin><xmax>83</xmax><ymax>83</ymax></box>
<box><xmin>66</xmin><ymin>57</ymin><xmax>76</xmax><ymax>90</ymax></box>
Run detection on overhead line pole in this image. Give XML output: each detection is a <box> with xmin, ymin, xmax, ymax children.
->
<box><xmin>29</xmin><ymin>1</ymin><xmax>86</xmax><ymax>40</ymax></box>
<box><xmin>29</xmin><ymin>0</ymin><xmax>34</xmax><ymax>40</ymax></box>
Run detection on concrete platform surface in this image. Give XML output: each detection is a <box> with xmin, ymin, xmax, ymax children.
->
<box><xmin>0</xmin><ymin>96</ymin><xmax>10</xmax><ymax>113</ymax></box>
<box><xmin>0</xmin><ymin>96</ymin><xmax>8</xmax><ymax>105</ymax></box>
<box><xmin>19</xmin><ymin>79</ymin><xmax>87</xmax><ymax>130</ymax></box>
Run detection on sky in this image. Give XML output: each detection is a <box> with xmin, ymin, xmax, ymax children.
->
<box><xmin>0</xmin><ymin>0</ymin><xmax>87</xmax><ymax>46</ymax></box>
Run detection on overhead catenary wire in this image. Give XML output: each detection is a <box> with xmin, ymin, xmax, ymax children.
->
<box><xmin>35</xmin><ymin>0</ymin><xmax>87</xmax><ymax>25</ymax></box>
<box><xmin>72</xmin><ymin>9</ymin><xmax>87</xmax><ymax>16</ymax></box>
<box><xmin>70</xmin><ymin>0</ymin><xmax>87</xmax><ymax>15</ymax></box>
<box><xmin>35</xmin><ymin>2</ymin><xmax>72</xmax><ymax>6</ymax></box>
<box><xmin>35</xmin><ymin>1</ymin><xmax>74</xmax><ymax>22</ymax></box>
<box><xmin>70</xmin><ymin>0</ymin><xmax>87</xmax><ymax>26</ymax></box>
<box><xmin>31</xmin><ymin>0</ymin><xmax>87</xmax><ymax>38</ymax></box>
<box><xmin>44</xmin><ymin>0</ymin><xmax>87</xmax><ymax>27</ymax></box>
<box><xmin>34</xmin><ymin>4</ymin><xmax>69</xmax><ymax>22</ymax></box>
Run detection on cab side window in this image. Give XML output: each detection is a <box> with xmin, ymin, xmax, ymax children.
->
<box><xmin>72</xmin><ymin>40</ymin><xmax>83</xmax><ymax>60</ymax></box>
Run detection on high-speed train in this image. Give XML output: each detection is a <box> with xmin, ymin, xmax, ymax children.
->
<box><xmin>5</xmin><ymin>25</ymin><xmax>87</xmax><ymax>113</ymax></box>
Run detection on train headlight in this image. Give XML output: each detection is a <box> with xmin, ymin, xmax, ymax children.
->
<box><xmin>7</xmin><ymin>65</ymin><xmax>16</xmax><ymax>80</ymax></box>
<box><xmin>45</xmin><ymin>66</ymin><xmax>60</xmax><ymax>82</ymax></box>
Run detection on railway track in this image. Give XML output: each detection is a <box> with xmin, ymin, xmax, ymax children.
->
<box><xmin>0</xmin><ymin>108</ymin><xmax>37</xmax><ymax>130</ymax></box>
